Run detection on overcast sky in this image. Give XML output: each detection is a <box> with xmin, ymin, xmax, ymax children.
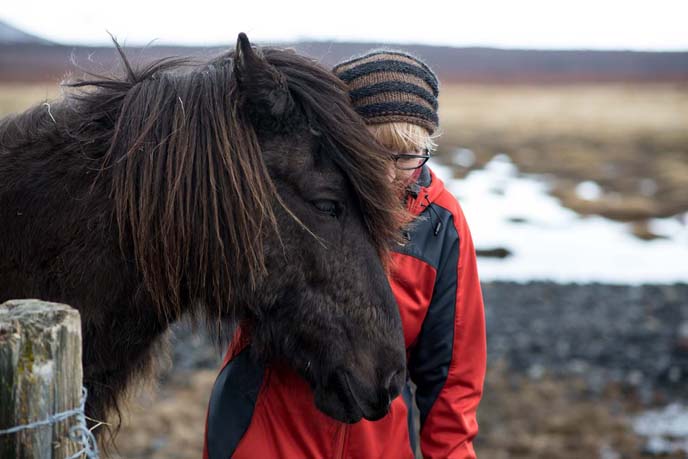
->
<box><xmin>3</xmin><ymin>0</ymin><xmax>688</xmax><ymax>50</ymax></box>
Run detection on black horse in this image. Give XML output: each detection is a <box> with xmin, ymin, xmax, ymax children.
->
<box><xmin>0</xmin><ymin>33</ymin><xmax>408</xmax><ymax>437</ymax></box>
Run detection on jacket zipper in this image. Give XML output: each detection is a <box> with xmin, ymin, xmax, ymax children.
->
<box><xmin>335</xmin><ymin>423</ymin><xmax>349</xmax><ymax>459</ymax></box>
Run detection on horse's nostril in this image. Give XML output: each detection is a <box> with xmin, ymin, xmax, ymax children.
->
<box><xmin>384</xmin><ymin>368</ymin><xmax>404</xmax><ymax>400</ymax></box>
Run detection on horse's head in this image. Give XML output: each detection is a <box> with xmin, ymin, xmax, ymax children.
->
<box><xmin>94</xmin><ymin>33</ymin><xmax>409</xmax><ymax>423</ymax></box>
<box><xmin>231</xmin><ymin>34</ymin><xmax>407</xmax><ymax>423</ymax></box>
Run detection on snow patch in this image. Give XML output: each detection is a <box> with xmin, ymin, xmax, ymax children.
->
<box><xmin>633</xmin><ymin>404</ymin><xmax>688</xmax><ymax>455</ymax></box>
<box><xmin>575</xmin><ymin>180</ymin><xmax>603</xmax><ymax>201</ymax></box>
<box><xmin>429</xmin><ymin>155</ymin><xmax>688</xmax><ymax>284</ymax></box>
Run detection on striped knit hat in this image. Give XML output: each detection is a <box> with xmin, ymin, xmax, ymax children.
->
<box><xmin>333</xmin><ymin>50</ymin><xmax>439</xmax><ymax>134</ymax></box>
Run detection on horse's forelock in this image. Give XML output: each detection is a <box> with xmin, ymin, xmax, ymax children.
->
<box><xmin>262</xmin><ymin>50</ymin><xmax>410</xmax><ymax>262</ymax></box>
<box><xmin>68</xmin><ymin>45</ymin><xmax>280</xmax><ymax>321</ymax></box>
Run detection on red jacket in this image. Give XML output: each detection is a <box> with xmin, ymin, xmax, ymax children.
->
<box><xmin>204</xmin><ymin>166</ymin><xmax>487</xmax><ymax>459</ymax></box>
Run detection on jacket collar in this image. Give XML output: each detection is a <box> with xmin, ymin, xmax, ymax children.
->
<box><xmin>406</xmin><ymin>165</ymin><xmax>431</xmax><ymax>198</ymax></box>
<box><xmin>405</xmin><ymin>165</ymin><xmax>446</xmax><ymax>216</ymax></box>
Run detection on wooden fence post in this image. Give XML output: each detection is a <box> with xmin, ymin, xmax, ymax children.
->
<box><xmin>0</xmin><ymin>300</ymin><xmax>84</xmax><ymax>458</ymax></box>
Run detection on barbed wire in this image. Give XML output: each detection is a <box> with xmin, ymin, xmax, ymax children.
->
<box><xmin>0</xmin><ymin>386</ymin><xmax>99</xmax><ymax>458</ymax></box>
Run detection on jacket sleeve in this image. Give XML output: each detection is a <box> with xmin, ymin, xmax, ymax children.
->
<box><xmin>408</xmin><ymin>199</ymin><xmax>487</xmax><ymax>459</ymax></box>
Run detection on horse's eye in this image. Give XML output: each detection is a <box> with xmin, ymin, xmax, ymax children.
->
<box><xmin>312</xmin><ymin>199</ymin><xmax>339</xmax><ymax>218</ymax></box>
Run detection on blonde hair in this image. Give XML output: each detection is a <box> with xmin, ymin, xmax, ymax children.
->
<box><xmin>368</xmin><ymin>122</ymin><xmax>438</xmax><ymax>154</ymax></box>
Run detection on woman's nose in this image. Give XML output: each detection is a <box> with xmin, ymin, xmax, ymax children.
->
<box><xmin>387</xmin><ymin>162</ymin><xmax>396</xmax><ymax>183</ymax></box>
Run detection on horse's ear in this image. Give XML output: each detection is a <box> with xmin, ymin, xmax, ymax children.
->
<box><xmin>234</xmin><ymin>32</ymin><xmax>295</xmax><ymax>121</ymax></box>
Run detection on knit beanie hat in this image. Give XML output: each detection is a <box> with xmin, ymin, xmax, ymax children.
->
<box><xmin>333</xmin><ymin>50</ymin><xmax>439</xmax><ymax>134</ymax></box>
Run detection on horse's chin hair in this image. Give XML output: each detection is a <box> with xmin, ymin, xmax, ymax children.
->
<box><xmin>94</xmin><ymin>332</ymin><xmax>172</xmax><ymax>453</ymax></box>
<box><xmin>130</xmin><ymin>332</ymin><xmax>172</xmax><ymax>398</ymax></box>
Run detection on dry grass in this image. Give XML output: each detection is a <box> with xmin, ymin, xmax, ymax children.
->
<box><xmin>439</xmin><ymin>83</ymin><xmax>687</xmax><ymax>137</ymax></box>
<box><xmin>477</xmin><ymin>362</ymin><xmax>656</xmax><ymax>459</ymax></box>
<box><xmin>436</xmin><ymin>82</ymin><xmax>688</xmax><ymax>222</ymax></box>
<box><xmin>110</xmin><ymin>370</ymin><xmax>216</xmax><ymax>459</ymax></box>
<box><xmin>0</xmin><ymin>83</ymin><xmax>61</xmax><ymax>117</ymax></box>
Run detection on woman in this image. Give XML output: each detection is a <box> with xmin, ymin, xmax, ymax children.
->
<box><xmin>204</xmin><ymin>50</ymin><xmax>486</xmax><ymax>459</ymax></box>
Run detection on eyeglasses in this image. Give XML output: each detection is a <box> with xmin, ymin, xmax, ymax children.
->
<box><xmin>391</xmin><ymin>150</ymin><xmax>431</xmax><ymax>170</ymax></box>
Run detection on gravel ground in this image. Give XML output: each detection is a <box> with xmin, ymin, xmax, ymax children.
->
<box><xmin>481</xmin><ymin>282</ymin><xmax>688</xmax><ymax>402</ymax></box>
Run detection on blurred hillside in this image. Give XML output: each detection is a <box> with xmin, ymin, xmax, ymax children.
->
<box><xmin>0</xmin><ymin>19</ymin><xmax>51</xmax><ymax>45</ymax></box>
<box><xmin>1</xmin><ymin>20</ymin><xmax>688</xmax><ymax>83</ymax></box>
